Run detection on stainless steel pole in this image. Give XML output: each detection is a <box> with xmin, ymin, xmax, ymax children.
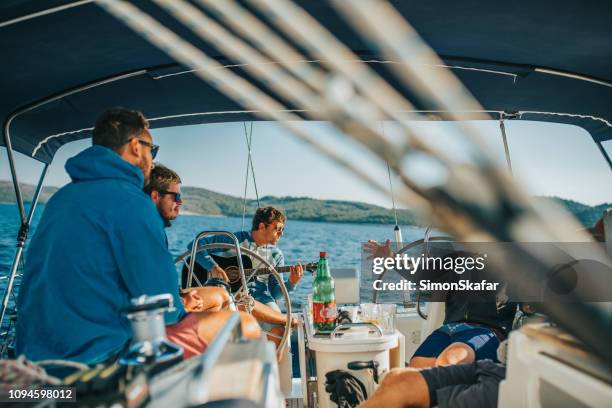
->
<box><xmin>595</xmin><ymin>141</ymin><xmax>612</xmax><ymax>171</ymax></box>
<box><xmin>499</xmin><ymin>115</ymin><xmax>514</xmax><ymax>174</ymax></box>
<box><xmin>0</xmin><ymin>160</ymin><xmax>49</xmax><ymax>329</ymax></box>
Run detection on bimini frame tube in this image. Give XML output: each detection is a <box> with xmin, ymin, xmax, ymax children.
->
<box><xmin>595</xmin><ymin>141</ymin><xmax>612</xmax><ymax>171</ymax></box>
<box><xmin>3</xmin><ymin>121</ymin><xmax>27</xmax><ymax>226</ymax></box>
<box><xmin>0</xmin><ymin>146</ymin><xmax>49</xmax><ymax>330</ymax></box>
<box><xmin>499</xmin><ymin>113</ymin><xmax>515</xmax><ymax>174</ymax></box>
<box><xmin>0</xmin><ymin>68</ymin><xmax>147</xmax><ymax>330</ymax></box>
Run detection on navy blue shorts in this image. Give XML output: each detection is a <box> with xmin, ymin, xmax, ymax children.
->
<box><xmin>420</xmin><ymin>360</ymin><xmax>505</xmax><ymax>408</ymax></box>
<box><xmin>412</xmin><ymin>323</ymin><xmax>500</xmax><ymax>362</ymax></box>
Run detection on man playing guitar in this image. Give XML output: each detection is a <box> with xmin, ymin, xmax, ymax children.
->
<box><xmin>186</xmin><ymin>206</ymin><xmax>304</xmax><ymax>313</ymax></box>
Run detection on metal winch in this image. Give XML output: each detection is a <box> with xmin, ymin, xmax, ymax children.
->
<box><xmin>119</xmin><ymin>294</ymin><xmax>183</xmax><ymax>367</ymax></box>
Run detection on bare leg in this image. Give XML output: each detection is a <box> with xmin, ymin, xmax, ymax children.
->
<box><xmin>193</xmin><ymin>310</ymin><xmax>261</xmax><ymax>344</ymax></box>
<box><xmin>180</xmin><ymin>286</ymin><xmax>230</xmax><ymax>312</ymax></box>
<box><xmin>267</xmin><ymin>326</ymin><xmax>285</xmax><ymax>348</ymax></box>
<box><xmin>435</xmin><ymin>342</ymin><xmax>475</xmax><ymax>366</ymax></box>
<box><xmin>409</xmin><ymin>356</ymin><xmax>438</xmax><ymax>368</ymax></box>
<box><xmin>360</xmin><ymin>368</ymin><xmax>430</xmax><ymax>408</ymax></box>
<box><xmin>246</xmin><ymin>300</ymin><xmax>294</xmax><ymax>325</ymax></box>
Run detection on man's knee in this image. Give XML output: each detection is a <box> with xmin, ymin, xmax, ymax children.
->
<box><xmin>362</xmin><ymin>368</ymin><xmax>430</xmax><ymax>408</ymax></box>
<box><xmin>436</xmin><ymin>342</ymin><xmax>475</xmax><ymax>366</ymax></box>
<box><xmin>182</xmin><ymin>287</ymin><xmax>230</xmax><ymax>312</ymax></box>
<box><xmin>379</xmin><ymin>367</ymin><xmax>421</xmax><ymax>386</ymax></box>
<box><xmin>409</xmin><ymin>356</ymin><xmax>437</xmax><ymax>368</ymax></box>
<box><xmin>200</xmin><ymin>286</ymin><xmax>230</xmax><ymax>308</ymax></box>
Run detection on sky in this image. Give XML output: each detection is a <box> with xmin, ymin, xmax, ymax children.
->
<box><xmin>1</xmin><ymin>120</ymin><xmax>611</xmax><ymax>208</ymax></box>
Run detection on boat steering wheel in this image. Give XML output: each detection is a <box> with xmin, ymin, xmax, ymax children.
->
<box><xmin>174</xmin><ymin>243</ymin><xmax>292</xmax><ymax>360</ymax></box>
<box><xmin>372</xmin><ymin>229</ymin><xmax>453</xmax><ymax>320</ymax></box>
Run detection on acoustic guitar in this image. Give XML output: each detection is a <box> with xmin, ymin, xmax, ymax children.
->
<box><xmin>181</xmin><ymin>253</ymin><xmax>317</xmax><ymax>293</ymax></box>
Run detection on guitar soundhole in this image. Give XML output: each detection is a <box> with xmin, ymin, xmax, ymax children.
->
<box><xmin>226</xmin><ymin>267</ymin><xmax>240</xmax><ymax>283</ymax></box>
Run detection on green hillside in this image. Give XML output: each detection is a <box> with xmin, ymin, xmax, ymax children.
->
<box><xmin>0</xmin><ymin>182</ymin><xmax>59</xmax><ymax>205</ymax></box>
<box><xmin>0</xmin><ymin>180</ymin><xmax>608</xmax><ymax>226</ymax></box>
<box><xmin>535</xmin><ymin>196</ymin><xmax>609</xmax><ymax>227</ymax></box>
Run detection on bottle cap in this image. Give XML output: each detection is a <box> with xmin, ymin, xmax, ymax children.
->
<box><xmin>320</xmin><ymin>251</ymin><xmax>326</xmax><ymax>258</ymax></box>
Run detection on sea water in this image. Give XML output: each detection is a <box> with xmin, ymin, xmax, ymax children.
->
<box><xmin>0</xmin><ymin>203</ymin><xmax>427</xmax><ymax>310</ymax></box>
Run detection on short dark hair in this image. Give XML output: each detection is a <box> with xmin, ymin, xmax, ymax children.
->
<box><xmin>92</xmin><ymin>107</ymin><xmax>149</xmax><ymax>151</ymax></box>
<box><xmin>144</xmin><ymin>163</ymin><xmax>181</xmax><ymax>195</ymax></box>
<box><xmin>251</xmin><ymin>206</ymin><xmax>286</xmax><ymax>231</ymax></box>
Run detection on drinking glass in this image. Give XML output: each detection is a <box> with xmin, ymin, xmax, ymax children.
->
<box><xmin>360</xmin><ymin>303</ymin><xmax>381</xmax><ymax>325</ymax></box>
<box><xmin>379</xmin><ymin>303</ymin><xmax>397</xmax><ymax>334</ymax></box>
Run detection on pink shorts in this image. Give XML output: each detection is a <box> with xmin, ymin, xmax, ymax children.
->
<box><xmin>166</xmin><ymin>313</ymin><xmax>208</xmax><ymax>359</ymax></box>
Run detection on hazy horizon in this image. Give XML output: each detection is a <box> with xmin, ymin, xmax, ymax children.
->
<box><xmin>2</xmin><ymin>120</ymin><xmax>611</xmax><ymax>208</ymax></box>
<box><xmin>0</xmin><ymin>180</ymin><xmax>608</xmax><ymax>210</ymax></box>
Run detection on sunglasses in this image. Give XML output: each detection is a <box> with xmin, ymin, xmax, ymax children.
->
<box><xmin>271</xmin><ymin>224</ymin><xmax>284</xmax><ymax>234</ymax></box>
<box><xmin>159</xmin><ymin>190</ymin><xmax>182</xmax><ymax>202</ymax></box>
<box><xmin>136</xmin><ymin>139</ymin><xmax>159</xmax><ymax>159</ymax></box>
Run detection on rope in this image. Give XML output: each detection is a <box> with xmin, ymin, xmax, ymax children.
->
<box><xmin>34</xmin><ymin>360</ymin><xmax>89</xmax><ymax>371</ymax></box>
<box><xmin>0</xmin><ymin>356</ymin><xmax>62</xmax><ymax>387</ymax></box>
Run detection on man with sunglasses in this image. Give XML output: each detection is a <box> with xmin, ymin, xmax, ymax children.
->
<box><xmin>17</xmin><ymin>107</ymin><xmax>260</xmax><ymax>364</ymax></box>
<box><xmin>186</xmin><ymin>206</ymin><xmax>303</xmax><ymax>312</ymax></box>
<box><xmin>144</xmin><ymin>163</ymin><xmax>230</xmax><ymax>314</ymax></box>
<box><xmin>144</xmin><ymin>163</ymin><xmax>183</xmax><ymax>228</ymax></box>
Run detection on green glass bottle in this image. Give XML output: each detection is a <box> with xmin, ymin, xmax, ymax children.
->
<box><xmin>312</xmin><ymin>251</ymin><xmax>337</xmax><ymax>332</ymax></box>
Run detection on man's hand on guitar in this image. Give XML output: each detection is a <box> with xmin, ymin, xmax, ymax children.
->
<box><xmin>289</xmin><ymin>264</ymin><xmax>304</xmax><ymax>285</ymax></box>
<box><xmin>210</xmin><ymin>264</ymin><xmax>230</xmax><ymax>282</ymax></box>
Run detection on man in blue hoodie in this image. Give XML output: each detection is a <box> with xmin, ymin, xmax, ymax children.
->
<box><xmin>17</xmin><ymin>108</ymin><xmax>259</xmax><ymax>363</ymax></box>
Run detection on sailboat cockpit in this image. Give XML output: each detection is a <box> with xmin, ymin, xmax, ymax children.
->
<box><xmin>1</xmin><ymin>1</ymin><xmax>611</xmax><ymax>407</ymax></box>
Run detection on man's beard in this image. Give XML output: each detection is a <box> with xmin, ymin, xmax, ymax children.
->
<box><xmin>140</xmin><ymin>157</ymin><xmax>151</xmax><ymax>185</ymax></box>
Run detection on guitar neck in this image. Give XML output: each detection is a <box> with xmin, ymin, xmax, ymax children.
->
<box><xmin>245</xmin><ymin>265</ymin><xmax>292</xmax><ymax>275</ymax></box>
<box><xmin>243</xmin><ymin>264</ymin><xmax>315</xmax><ymax>276</ymax></box>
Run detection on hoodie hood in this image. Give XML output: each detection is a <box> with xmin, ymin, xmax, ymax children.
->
<box><xmin>65</xmin><ymin>145</ymin><xmax>144</xmax><ymax>188</ymax></box>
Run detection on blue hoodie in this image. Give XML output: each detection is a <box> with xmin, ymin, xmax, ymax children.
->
<box><xmin>16</xmin><ymin>145</ymin><xmax>184</xmax><ymax>363</ymax></box>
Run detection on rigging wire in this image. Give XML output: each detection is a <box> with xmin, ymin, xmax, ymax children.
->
<box><xmin>241</xmin><ymin>122</ymin><xmax>261</xmax><ymax>231</ymax></box>
<box><xmin>381</xmin><ymin>122</ymin><xmax>403</xmax><ymax>251</ymax></box>
<box><xmin>245</xmin><ymin>122</ymin><xmax>261</xmax><ymax>207</ymax></box>
<box><xmin>386</xmin><ymin>163</ymin><xmax>399</xmax><ymax>226</ymax></box>
<box><xmin>241</xmin><ymin>124</ymin><xmax>251</xmax><ymax>231</ymax></box>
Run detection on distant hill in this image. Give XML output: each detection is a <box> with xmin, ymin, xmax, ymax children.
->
<box><xmin>0</xmin><ymin>181</ymin><xmax>59</xmax><ymax>205</ymax></box>
<box><xmin>534</xmin><ymin>196</ymin><xmax>610</xmax><ymax>227</ymax></box>
<box><xmin>0</xmin><ymin>180</ymin><xmax>608</xmax><ymax>226</ymax></box>
<box><xmin>180</xmin><ymin>187</ymin><xmax>418</xmax><ymax>224</ymax></box>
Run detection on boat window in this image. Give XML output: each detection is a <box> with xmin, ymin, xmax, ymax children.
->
<box><xmin>502</xmin><ymin>121</ymin><xmax>612</xmax><ymax>208</ymax></box>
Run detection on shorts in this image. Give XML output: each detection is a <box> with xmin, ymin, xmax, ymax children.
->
<box><xmin>412</xmin><ymin>323</ymin><xmax>500</xmax><ymax>362</ymax></box>
<box><xmin>166</xmin><ymin>313</ymin><xmax>208</xmax><ymax>359</ymax></box>
<box><xmin>420</xmin><ymin>360</ymin><xmax>505</xmax><ymax>408</ymax></box>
